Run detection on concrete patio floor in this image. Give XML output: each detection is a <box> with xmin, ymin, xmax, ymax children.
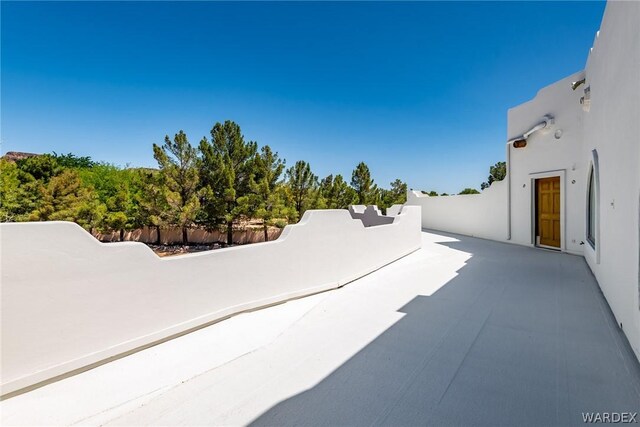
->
<box><xmin>2</xmin><ymin>231</ymin><xmax>639</xmax><ymax>426</ymax></box>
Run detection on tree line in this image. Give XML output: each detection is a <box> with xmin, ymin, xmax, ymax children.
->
<box><xmin>0</xmin><ymin>120</ymin><xmax>407</xmax><ymax>245</ymax></box>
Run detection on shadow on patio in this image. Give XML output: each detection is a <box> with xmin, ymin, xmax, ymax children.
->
<box><xmin>250</xmin><ymin>233</ymin><xmax>640</xmax><ymax>426</ymax></box>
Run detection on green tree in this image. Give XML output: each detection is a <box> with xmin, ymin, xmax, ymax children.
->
<box><xmin>153</xmin><ymin>130</ymin><xmax>200</xmax><ymax>245</ymax></box>
<box><xmin>29</xmin><ymin>169</ymin><xmax>100</xmax><ymax>227</ymax></box>
<box><xmin>383</xmin><ymin>179</ymin><xmax>407</xmax><ymax>206</ymax></box>
<box><xmin>481</xmin><ymin>161</ymin><xmax>506</xmax><ymax>190</ymax></box>
<box><xmin>16</xmin><ymin>154</ymin><xmax>60</xmax><ymax>182</ymax></box>
<box><xmin>459</xmin><ymin>188</ymin><xmax>480</xmax><ymax>195</ymax></box>
<box><xmin>76</xmin><ymin>196</ymin><xmax>107</xmax><ymax>234</ymax></box>
<box><xmin>77</xmin><ymin>163</ymin><xmax>146</xmax><ymax>234</ymax></box>
<box><xmin>351</xmin><ymin>162</ymin><xmax>378</xmax><ymax>205</ymax></box>
<box><xmin>421</xmin><ymin>190</ymin><xmax>439</xmax><ymax>197</ymax></box>
<box><xmin>0</xmin><ymin>159</ymin><xmax>40</xmax><ymax>221</ymax></box>
<box><xmin>138</xmin><ymin>170</ymin><xmax>170</xmax><ymax>245</ymax></box>
<box><xmin>0</xmin><ymin>159</ymin><xmax>22</xmax><ymax>221</ymax></box>
<box><xmin>253</xmin><ymin>145</ymin><xmax>293</xmax><ymax>241</ymax></box>
<box><xmin>275</xmin><ymin>184</ymin><xmax>299</xmax><ymax>224</ymax></box>
<box><xmin>199</xmin><ymin>120</ymin><xmax>258</xmax><ymax>245</ymax></box>
<box><xmin>105</xmin><ymin>180</ymin><xmax>137</xmax><ymax>241</ymax></box>
<box><xmin>285</xmin><ymin>160</ymin><xmax>317</xmax><ymax>216</ymax></box>
<box><xmin>319</xmin><ymin>174</ymin><xmax>357</xmax><ymax>209</ymax></box>
<box><xmin>52</xmin><ymin>152</ymin><xmax>95</xmax><ymax>169</ymax></box>
<box><xmin>78</xmin><ymin>163</ymin><xmax>123</xmax><ymax>203</ymax></box>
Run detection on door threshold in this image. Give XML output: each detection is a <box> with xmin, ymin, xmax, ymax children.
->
<box><xmin>536</xmin><ymin>244</ymin><xmax>561</xmax><ymax>251</ymax></box>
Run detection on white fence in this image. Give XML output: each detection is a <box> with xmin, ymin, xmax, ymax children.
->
<box><xmin>0</xmin><ymin>207</ymin><xmax>421</xmax><ymax>397</ymax></box>
<box><xmin>405</xmin><ymin>183</ymin><xmax>508</xmax><ymax>241</ymax></box>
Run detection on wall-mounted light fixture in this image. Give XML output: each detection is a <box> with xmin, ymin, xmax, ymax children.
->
<box><xmin>512</xmin><ymin>139</ymin><xmax>527</xmax><ymax>148</ymax></box>
<box><xmin>507</xmin><ymin>115</ymin><xmax>555</xmax><ymax>149</ymax></box>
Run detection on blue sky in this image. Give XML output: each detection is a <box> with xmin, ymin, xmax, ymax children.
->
<box><xmin>1</xmin><ymin>1</ymin><xmax>605</xmax><ymax>193</ymax></box>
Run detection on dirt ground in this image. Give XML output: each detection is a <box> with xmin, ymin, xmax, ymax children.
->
<box><xmin>148</xmin><ymin>243</ymin><xmax>225</xmax><ymax>257</ymax></box>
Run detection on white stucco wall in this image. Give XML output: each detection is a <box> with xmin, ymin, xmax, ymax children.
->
<box><xmin>580</xmin><ymin>1</ymin><xmax>640</xmax><ymax>360</ymax></box>
<box><xmin>408</xmin><ymin>71</ymin><xmax>586</xmax><ymax>254</ymax></box>
<box><xmin>507</xmin><ymin>71</ymin><xmax>586</xmax><ymax>254</ymax></box>
<box><xmin>385</xmin><ymin>204</ymin><xmax>405</xmax><ymax>217</ymax></box>
<box><xmin>404</xmin><ymin>0</ymin><xmax>639</xmax><ymax>360</ymax></box>
<box><xmin>405</xmin><ymin>182</ymin><xmax>508</xmax><ymax>241</ymax></box>
<box><xmin>0</xmin><ymin>207</ymin><xmax>421</xmax><ymax>397</ymax></box>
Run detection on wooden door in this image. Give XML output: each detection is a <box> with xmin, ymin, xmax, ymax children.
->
<box><xmin>536</xmin><ymin>177</ymin><xmax>561</xmax><ymax>248</ymax></box>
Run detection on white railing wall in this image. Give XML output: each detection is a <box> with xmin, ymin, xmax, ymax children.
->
<box><xmin>0</xmin><ymin>207</ymin><xmax>421</xmax><ymax>397</ymax></box>
<box><xmin>405</xmin><ymin>182</ymin><xmax>508</xmax><ymax>241</ymax></box>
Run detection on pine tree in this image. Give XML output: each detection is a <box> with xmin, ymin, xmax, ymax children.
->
<box><xmin>253</xmin><ymin>145</ymin><xmax>294</xmax><ymax>241</ymax></box>
<box><xmin>319</xmin><ymin>174</ymin><xmax>357</xmax><ymax>209</ymax></box>
<box><xmin>199</xmin><ymin>120</ymin><xmax>258</xmax><ymax>245</ymax></box>
<box><xmin>481</xmin><ymin>161</ymin><xmax>507</xmax><ymax>190</ymax></box>
<box><xmin>16</xmin><ymin>154</ymin><xmax>60</xmax><ymax>183</ymax></box>
<box><xmin>29</xmin><ymin>169</ymin><xmax>100</xmax><ymax>227</ymax></box>
<box><xmin>138</xmin><ymin>170</ymin><xmax>170</xmax><ymax>245</ymax></box>
<box><xmin>153</xmin><ymin>130</ymin><xmax>200</xmax><ymax>245</ymax></box>
<box><xmin>351</xmin><ymin>162</ymin><xmax>378</xmax><ymax>205</ymax></box>
<box><xmin>385</xmin><ymin>178</ymin><xmax>407</xmax><ymax>206</ymax></box>
<box><xmin>285</xmin><ymin>160</ymin><xmax>317</xmax><ymax>216</ymax></box>
<box><xmin>105</xmin><ymin>181</ymin><xmax>135</xmax><ymax>241</ymax></box>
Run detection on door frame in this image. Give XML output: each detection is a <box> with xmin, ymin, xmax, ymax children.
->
<box><xmin>529</xmin><ymin>169</ymin><xmax>566</xmax><ymax>252</ymax></box>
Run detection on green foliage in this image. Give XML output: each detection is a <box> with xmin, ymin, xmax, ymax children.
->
<box><xmin>199</xmin><ymin>121</ymin><xmax>258</xmax><ymax>244</ymax></box>
<box><xmin>154</xmin><ymin>130</ymin><xmax>200</xmax><ymax>244</ymax></box>
<box><xmin>138</xmin><ymin>170</ymin><xmax>170</xmax><ymax>226</ymax></box>
<box><xmin>320</xmin><ymin>174</ymin><xmax>357</xmax><ymax>209</ymax></box>
<box><xmin>252</xmin><ymin>145</ymin><xmax>296</xmax><ymax>240</ymax></box>
<box><xmin>459</xmin><ymin>188</ymin><xmax>480</xmax><ymax>195</ymax></box>
<box><xmin>421</xmin><ymin>190</ymin><xmax>438</xmax><ymax>197</ymax></box>
<box><xmin>4</xmin><ymin>121</ymin><xmax>414</xmax><ymax>243</ymax></box>
<box><xmin>0</xmin><ymin>159</ymin><xmax>40</xmax><ymax>221</ymax></box>
<box><xmin>78</xmin><ymin>163</ymin><xmax>125</xmax><ymax>201</ymax></box>
<box><xmin>382</xmin><ymin>178</ymin><xmax>407</xmax><ymax>207</ymax></box>
<box><xmin>75</xmin><ymin>197</ymin><xmax>107</xmax><ymax>232</ymax></box>
<box><xmin>29</xmin><ymin>169</ymin><xmax>103</xmax><ymax>230</ymax></box>
<box><xmin>16</xmin><ymin>154</ymin><xmax>61</xmax><ymax>182</ymax></box>
<box><xmin>52</xmin><ymin>152</ymin><xmax>95</xmax><ymax>169</ymax></box>
<box><xmin>106</xmin><ymin>211</ymin><xmax>128</xmax><ymax>237</ymax></box>
<box><xmin>351</xmin><ymin>162</ymin><xmax>378</xmax><ymax>205</ymax></box>
<box><xmin>481</xmin><ymin>161</ymin><xmax>506</xmax><ymax>190</ymax></box>
<box><xmin>273</xmin><ymin>218</ymin><xmax>288</xmax><ymax>229</ymax></box>
<box><xmin>105</xmin><ymin>180</ymin><xmax>137</xmax><ymax>231</ymax></box>
<box><xmin>253</xmin><ymin>145</ymin><xmax>284</xmax><ymax>220</ymax></box>
<box><xmin>77</xmin><ymin>164</ymin><xmax>145</xmax><ymax>232</ymax></box>
<box><xmin>0</xmin><ymin>160</ymin><xmax>22</xmax><ymax>221</ymax></box>
<box><xmin>286</xmin><ymin>160</ymin><xmax>318</xmax><ymax>216</ymax></box>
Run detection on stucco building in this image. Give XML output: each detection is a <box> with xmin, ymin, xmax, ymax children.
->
<box><xmin>407</xmin><ymin>0</ymin><xmax>640</xmax><ymax>362</ymax></box>
<box><xmin>2</xmin><ymin>1</ymin><xmax>639</xmax><ymax>424</ymax></box>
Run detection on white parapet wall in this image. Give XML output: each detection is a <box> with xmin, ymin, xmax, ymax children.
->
<box><xmin>385</xmin><ymin>204</ymin><xmax>405</xmax><ymax>217</ymax></box>
<box><xmin>405</xmin><ymin>182</ymin><xmax>508</xmax><ymax>241</ymax></box>
<box><xmin>0</xmin><ymin>207</ymin><xmax>421</xmax><ymax>398</ymax></box>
